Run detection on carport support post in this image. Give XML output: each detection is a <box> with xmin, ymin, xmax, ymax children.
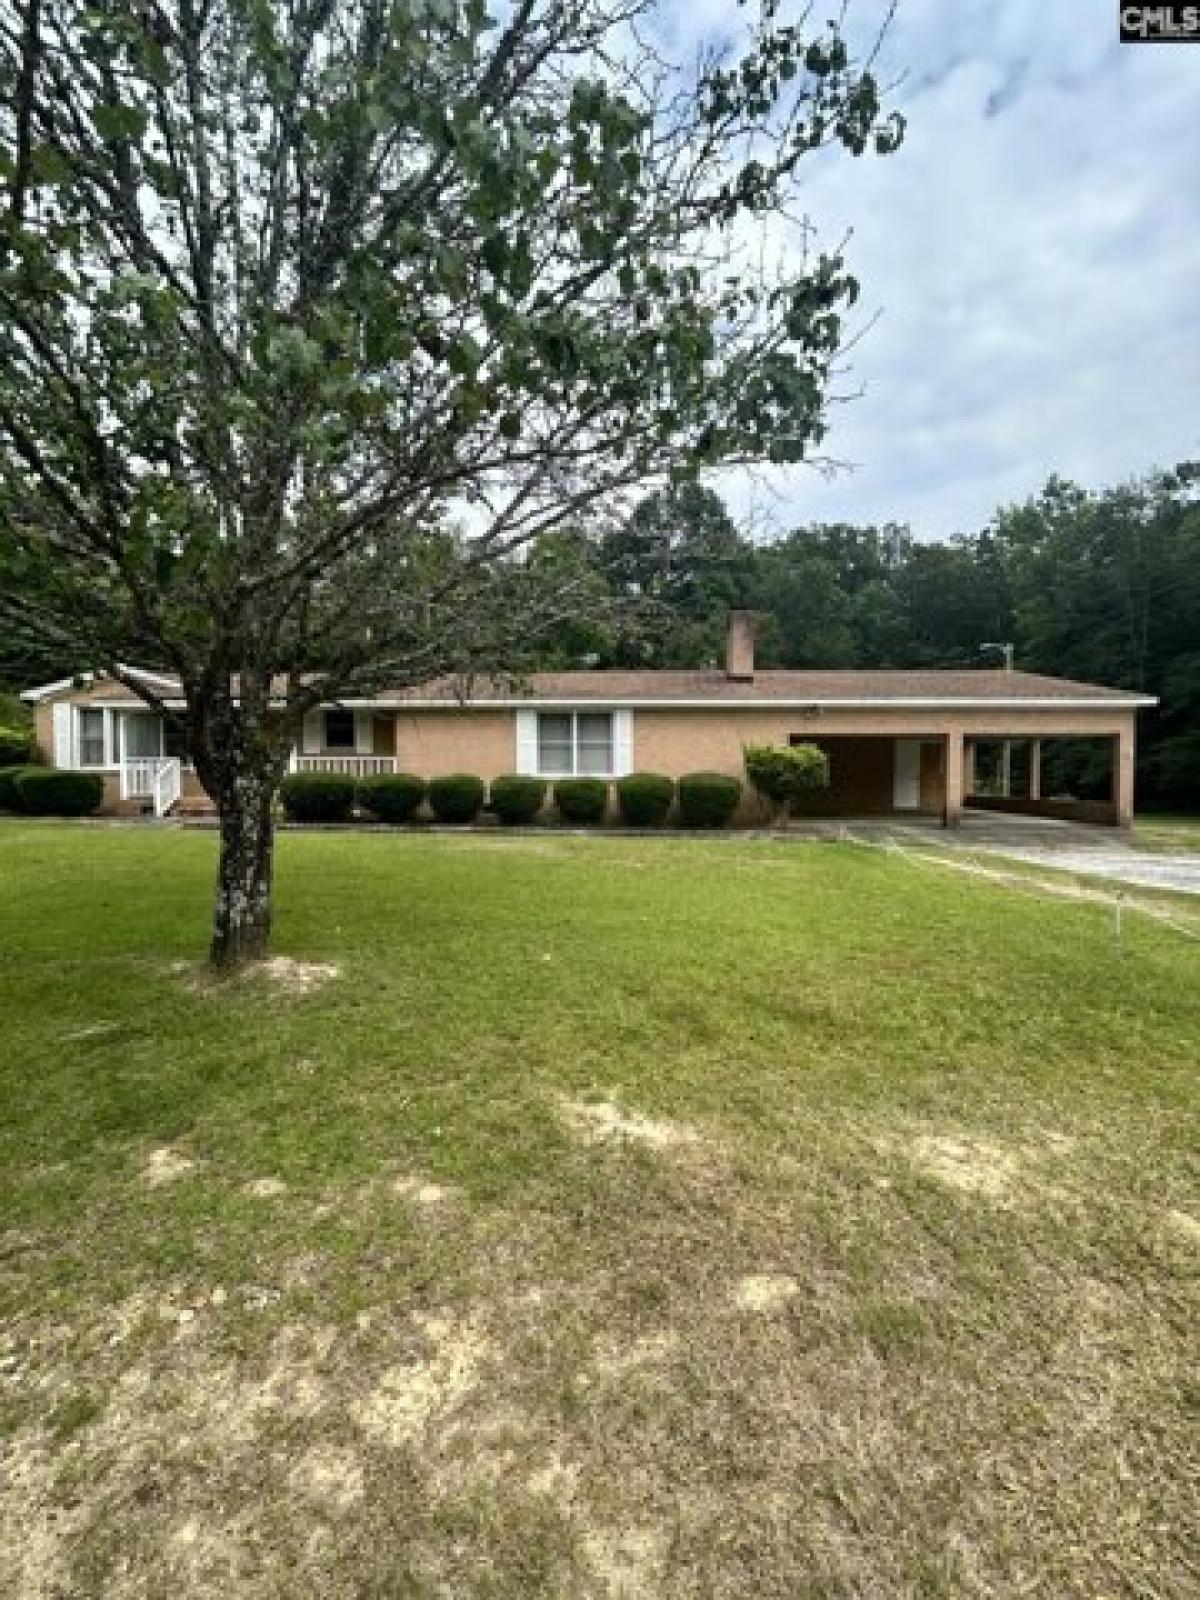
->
<box><xmin>1113</xmin><ymin>725</ymin><xmax>1135</xmax><ymax>829</ymax></box>
<box><xmin>963</xmin><ymin>739</ymin><xmax>975</xmax><ymax>798</ymax></box>
<box><xmin>1028</xmin><ymin>738</ymin><xmax>1042</xmax><ymax>802</ymax></box>
<box><xmin>944</xmin><ymin>730</ymin><xmax>965</xmax><ymax>828</ymax></box>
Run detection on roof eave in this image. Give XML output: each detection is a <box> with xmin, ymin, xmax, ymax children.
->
<box><xmin>357</xmin><ymin>693</ymin><xmax>1159</xmax><ymax>711</ymax></box>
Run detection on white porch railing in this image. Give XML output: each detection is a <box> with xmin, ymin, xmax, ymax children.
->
<box><xmin>120</xmin><ymin>757</ymin><xmax>183</xmax><ymax>817</ymax></box>
<box><xmin>290</xmin><ymin>754</ymin><xmax>397</xmax><ymax>778</ymax></box>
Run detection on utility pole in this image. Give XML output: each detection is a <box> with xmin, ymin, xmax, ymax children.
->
<box><xmin>981</xmin><ymin>642</ymin><xmax>1015</xmax><ymax>796</ymax></box>
<box><xmin>982</xmin><ymin>641</ymin><xmax>1015</xmax><ymax>673</ymax></box>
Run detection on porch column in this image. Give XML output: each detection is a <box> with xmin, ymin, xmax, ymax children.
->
<box><xmin>1028</xmin><ymin>738</ymin><xmax>1042</xmax><ymax>802</ymax></box>
<box><xmin>944</xmin><ymin>729</ymin><xmax>965</xmax><ymax>828</ymax></box>
<box><xmin>1112</xmin><ymin>723</ymin><xmax>1135</xmax><ymax>828</ymax></box>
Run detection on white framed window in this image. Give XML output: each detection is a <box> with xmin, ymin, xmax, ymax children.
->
<box><xmin>534</xmin><ymin>711</ymin><xmax>614</xmax><ymax>776</ymax></box>
<box><xmin>78</xmin><ymin>708</ymin><xmax>106</xmax><ymax>767</ymax></box>
<box><xmin>122</xmin><ymin>712</ymin><xmax>164</xmax><ymax>760</ymax></box>
<box><xmin>536</xmin><ymin>712</ymin><xmax>575</xmax><ymax>775</ymax></box>
<box><xmin>576</xmin><ymin>712</ymin><xmax>614</xmax><ymax>775</ymax></box>
<box><xmin>517</xmin><ymin>708</ymin><xmax>632</xmax><ymax>778</ymax></box>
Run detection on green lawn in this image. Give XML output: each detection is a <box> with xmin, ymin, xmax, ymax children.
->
<box><xmin>1</xmin><ymin>823</ymin><xmax>1197</xmax><ymax>1598</ymax></box>
<box><xmin>1133</xmin><ymin>812</ymin><xmax>1200</xmax><ymax>853</ymax></box>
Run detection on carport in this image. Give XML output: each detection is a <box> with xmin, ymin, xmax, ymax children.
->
<box><xmin>775</xmin><ymin>712</ymin><xmax>1144</xmax><ymax>830</ymax></box>
<box><xmin>963</xmin><ymin>732</ymin><xmax>1133</xmax><ymax>827</ymax></box>
<box><xmin>788</xmin><ymin>734</ymin><xmax>948</xmax><ymax>820</ymax></box>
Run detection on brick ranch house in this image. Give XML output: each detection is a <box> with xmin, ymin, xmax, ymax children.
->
<box><xmin>22</xmin><ymin>615</ymin><xmax>1154</xmax><ymax>827</ymax></box>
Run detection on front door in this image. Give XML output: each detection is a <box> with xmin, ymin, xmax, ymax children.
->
<box><xmin>893</xmin><ymin>739</ymin><xmax>922</xmax><ymax>811</ymax></box>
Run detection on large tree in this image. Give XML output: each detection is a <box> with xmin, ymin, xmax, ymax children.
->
<box><xmin>0</xmin><ymin>0</ymin><xmax>901</xmax><ymax>963</ymax></box>
<box><xmin>598</xmin><ymin>483</ymin><xmax>750</xmax><ymax>665</ymax></box>
<box><xmin>993</xmin><ymin>465</ymin><xmax>1200</xmax><ymax>804</ymax></box>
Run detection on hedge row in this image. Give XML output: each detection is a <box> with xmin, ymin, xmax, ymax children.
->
<box><xmin>278</xmin><ymin>770</ymin><xmax>746</xmax><ymax>828</ymax></box>
<box><xmin>0</xmin><ymin>726</ymin><xmax>35</xmax><ymax>768</ymax></box>
<box><xmin>0</xmin><ymin>766</ymin><xmax>104</xmax><ymax>815</ymax></box>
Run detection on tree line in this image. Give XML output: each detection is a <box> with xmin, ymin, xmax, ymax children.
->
<box><xmin>532</xmin><ymin>463</ymin><xmax>1200</xmax><ymax>810</ymax></box>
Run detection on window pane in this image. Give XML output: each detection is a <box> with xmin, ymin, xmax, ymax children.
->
<box><xmin>124</xmin><ymin>714</ymin><xmax>161</xmax><ymax>758</ymax></box>
<box><xmin>576</xmin><ymin>712</ymin><xmax>612</xmax><ymax>774</ymax></box>
<box><xmin>577</xmin><ymin>745</ymin><xmax>612</xmax><ymax>775</ymax></box>
<box><xmin>325</xmin><ymin>709</ymin><xmax>355</xmax><ymax>749</ymax></box>
<box><xmin>79</xmin><ymin>709</ymin><xmax>105</xmax><ymax>767</ymax></box>
<box><xmin>537</xmin><ymin>714</ymin><xmax>574</xmax><ymax>775</ymax></box>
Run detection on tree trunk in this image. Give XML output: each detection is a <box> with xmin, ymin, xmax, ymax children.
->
<box><xmin>189</xmin><ymin>683</ymin><xmax>289</xmax><ymax>969</ymax></box>
<box><xmin>211</xmin><ymin>776</ymin><xmax>276</xmax><ymax>967</ymax></box>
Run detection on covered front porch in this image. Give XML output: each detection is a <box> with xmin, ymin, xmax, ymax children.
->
<box><xmin>52</xmin><ymin>700</ymin><xmax>402</xmax><ymax>815</ymax></box>
<box><xmin>289</xmin><ymin>705</ymin><xmax>398</xmax><ymax>779</ymax></box>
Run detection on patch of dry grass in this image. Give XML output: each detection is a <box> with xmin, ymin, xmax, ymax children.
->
<box><xmin>4</xmin><ymin>1124</ymin><xmax>1196</xmax><ymax>1598</ymax></box>
<box><xmin>1</xmin><ymin>825</ymin><xmax>1197</xmax><ymax>1596</ymax></box>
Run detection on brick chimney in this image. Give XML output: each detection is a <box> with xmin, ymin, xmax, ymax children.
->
<box><xmin>725</xmin><ymin>610</ymin><xmax>756</xmax><ymax>681</ymax></box>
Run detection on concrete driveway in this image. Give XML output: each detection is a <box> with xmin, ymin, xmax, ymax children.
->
<box><xmin>981</xmin><ymin>842</ymin><xmax>1200</xmax><ymax>896</ymax></box>
<box><xmin>885</xmin><ymin>810</ymin><xmax>1200</xmax><ymax>897</ymax></box>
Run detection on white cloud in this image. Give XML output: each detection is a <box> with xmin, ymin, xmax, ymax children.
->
<box><xmin>672</xmin><ymin>0</ymin><xmax>1200</xmax><ymax>537</ymax></box>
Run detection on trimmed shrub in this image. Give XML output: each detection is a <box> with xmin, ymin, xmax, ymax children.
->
<box><xmin>744</xmin><ymin>742</ymin><xmax>829</xmax><ymax>822</ymax></box>
<box><xmin>677</xmin><ymin>771</ymin><xmax>742</xmax><ymax>829</ymax></box>
<box><xmin>554</xmin><ymin>777</ymin><xmax>609</xmax><ymax>825</ymax></box>
<box><xmin>279</xmin><ymin>772</ymin><xmax>356</xmax><ymax>823</ymax></box>
<box><xmin>490</xmin><ymin>774</ymin><xmax>547</xmax><ymax>825</ymax></box>
<box><xmin>14</xmin><ymin>769</ymin><xmax>104</xmax><ymax>817</ymax></box>
<box><xmin>0</xmin><ymin>727</ymin><xmax>34</xmax><ymax>767</ymax></box>
<box><xmin>428</xmin><ymin>773</ymin><xmax>485</xmax><ymax>824</ymax></box>
<box><xmin>616</xmin><ymin>772</ymin><xmax>675</xmax><ymax>828</ymax></box>
<box><xmin>357</xmin><ymin>772</ymin><xmax>426</xmax><ymax>823</ymax></box>
<box><xmin>0</xmin><ymin>764</ymin><xmax>42</xmax><ymax>811</ymax></box>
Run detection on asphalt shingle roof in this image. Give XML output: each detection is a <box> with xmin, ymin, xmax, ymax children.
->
<box><xmin>380</xmin><ymin>668</ymin><xmax>1148</xmax><ymax>704</ymax></box>
<box><xmin>27</xmin><ymin>667</ymin><xmax>1151</xmax><ymax>705</ymax></box>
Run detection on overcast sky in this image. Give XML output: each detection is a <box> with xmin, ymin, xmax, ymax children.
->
<box><xmin>681</xmin><ymin>0</ymin><xmax>1200</xmax><ymax>541</ymax></box>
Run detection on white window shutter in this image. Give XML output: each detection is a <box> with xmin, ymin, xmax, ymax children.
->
<box><xmin>52</xmin><ymin>702</ymin><xmax>75</xmax><ymax>769</ymax></box>
<box><xmin>612</xmin><ymin>709</ymin><xmax>633</xmax><ymax>776</ymax></box>
<box><xmin>515</xmin><ymin>710</ymin><xmax>539</xmax><ymax>775</ymax></box>
<box><xmin>302</xmin><ymin>710</ymin><xmax>322</xmax><ymax>753</ymax></box>
<box><xmin>354</xmin><ymin>711</ymin><xmax>372</xmax><ymax>754</ymax></box>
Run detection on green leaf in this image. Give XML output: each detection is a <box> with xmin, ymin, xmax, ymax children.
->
<box><xmin>94</xmin><ymin>103</ymin><xmax>149</xmax><ymax>144</ymax></box>
<box><xmin>447</xmin><ymin>333</ymin><xmax>482</xmax><ymax>375</ymax></box>
<box><xmin>508</xmin><ymin>235</ymin><xmax>533</xmax><ymax>298</ymax></box>
<box><xmin>481</xmin><ymin>233</ymin><xmax>508</xmax><ymax>279</ymax></box>
<box><xmin>30</xmin><ymin>144</ymin><xmax>71</xmax><ymax>186</ymax></box>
